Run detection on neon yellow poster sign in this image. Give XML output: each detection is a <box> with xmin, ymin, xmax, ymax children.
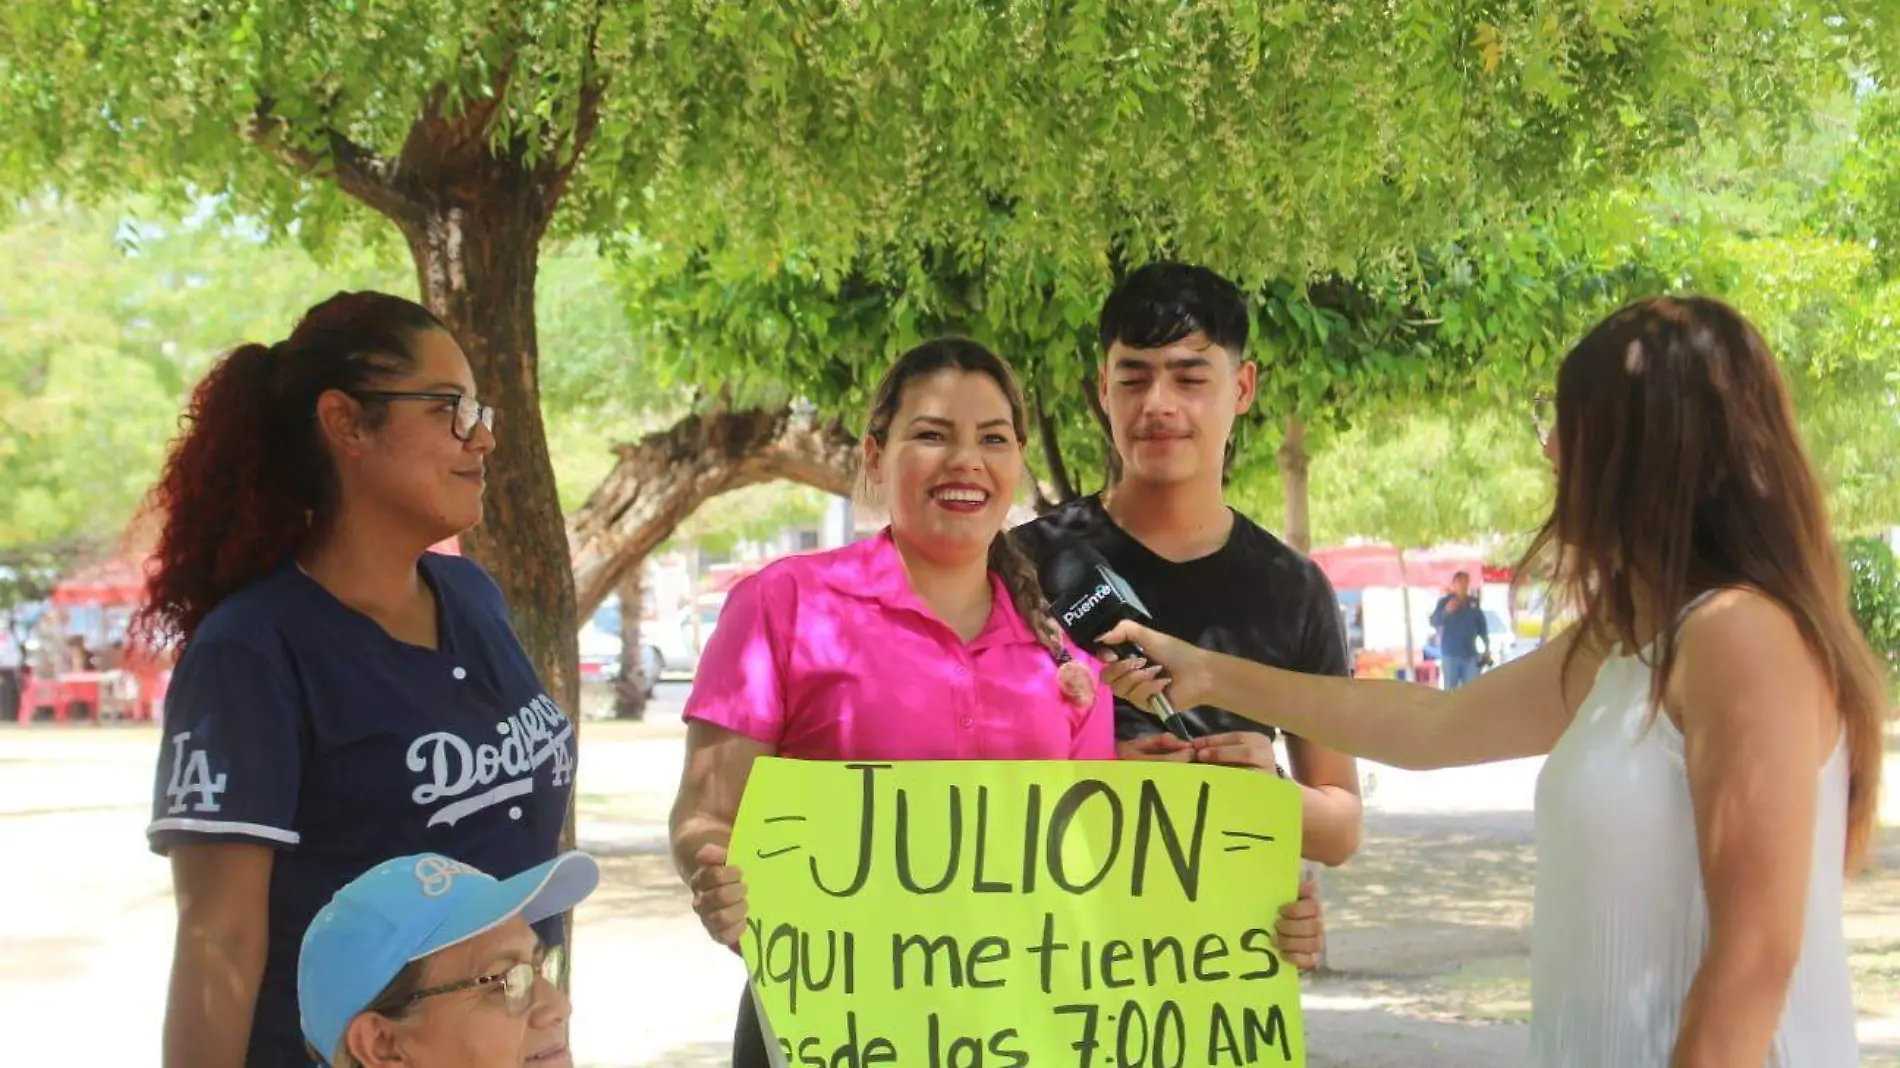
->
<box><xmin>730</xmin><ymin>758</ymin><xmax>1306</xmax><ymax>1067</ymax></box>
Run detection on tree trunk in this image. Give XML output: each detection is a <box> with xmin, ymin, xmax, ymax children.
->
<box><xmin>395</xmin><ymin>206</ymin><xmax>576</xmax><ymax>711</ymax></box>
<box><xmin>364</xmin><ymin>92</ymin><xmax>595</xmax><ymax>988</ymax></box>
<box><xmin>1033</xmin><ymin>390</ymin><xmax>1078</xmax><ymax>506</ymax></box>
<box><xmin>1082</xmin><ymin>371</ymin><xmax>1122</xmax><ymax>489</ymax></box>
<box><xmin>568</xmin><ymin>402</ymin><xmax>860</xmax><ymax>617</ymax></box>
<box><xmin>1398</xmin><ymin>548</ymin><xmax>1419</xmax><ymax>683</ymax></box>
<box><xmin>613</xmin><ymin>566</ymin><xmax>648</xmax><ymax>720</ymax></box>
<box><xmin>685</xmin><ymin>542</ymin><xmax>703</xmax><ymax>657</ymax></box>
<box><xmin>1280</xmin><ymin>414</ymin><xmax>1311</xmax><ymax>553</ymax></box>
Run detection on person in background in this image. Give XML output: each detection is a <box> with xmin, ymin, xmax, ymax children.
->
<box><xmin>1100</xmin><ymin>295</ymin><xmax>1885</xmax><ymax>1067</ymax></box>
<box><xmin>296</xmin><ymin>850</ymin><xmax>597</xmax><ymax>1068</ymax></box>
<box><xmin>139</xmin><ymin>292</ymin><xmax>576</xmax><ymax>1067</ymax></box>
<box><xmin>0</xmin><ymin>625</ymin><xmax>22</xmax><ymax>722</ymax></box>
<box><xmin>64</xmin><ymin>633</ymin><xmax>93</xmax><ymax>672</ymax></box>
<box><xmin>1430</xmin><ymin>570</ymin><xmax>1489</xmax><ymax>689</ymax></box>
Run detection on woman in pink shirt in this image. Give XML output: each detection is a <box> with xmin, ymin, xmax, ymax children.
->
<box><xmin>669</xmin><ymin>338</ymin><xmax>1323</xmax><ymax>1066</ymax></box>
<box><xmin>669</xmin><ymin>338</ymin><xmax>1116</xmax><ymax>1065</ymax></box>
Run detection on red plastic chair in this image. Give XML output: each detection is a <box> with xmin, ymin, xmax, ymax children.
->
<box><xmin>16</xmin><ymin>676</ymin><xmax>61</xmax><ymax>723</ymax></box>
<box><xmin>56</xmin><ymin>673</ymin><xmax>104</xmax><ymax>723</ymax></box>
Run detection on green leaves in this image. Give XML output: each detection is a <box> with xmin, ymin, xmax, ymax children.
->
<box><xmin>1844</xmin><ymin>537</ymin><xmax>1900</xmax><ymax>684</ymax></box>
<box><xmin>5</xmin><ymin>0</ymin><xmax>1876</xmax><ymax>280</ymax></box>
<box><xmin>3</xmin><ymin>0</ymin><xmax>1894</xmax><ymax>555</ymax></box>
<box><xmin>0</xmin><ymin>197</ymin><xmax>410</xmax><ymax>549</ymax></box>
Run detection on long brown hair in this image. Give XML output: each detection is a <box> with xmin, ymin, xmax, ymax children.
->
<box><xmin>863</xmin><ymin>338</ymin><xmax>1068</xmax><ymax>667</ymax></box>
<box><xmin>1518</xmin><ymin>295</ymin><xmax>1891</xmax><ymax>868</ymax></box>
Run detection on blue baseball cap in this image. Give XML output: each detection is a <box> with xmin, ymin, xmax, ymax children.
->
<box><xmin>297</xmin><ymin>851</ymin><xmax>600</xmax><ymax>1066</ymax></box>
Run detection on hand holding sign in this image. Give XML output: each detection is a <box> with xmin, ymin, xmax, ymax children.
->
<box><xmin>1275</xmin><ymin>885</ymin><xmax>1324</xmax><ymax>973</ymax></box>
<box><xmin>690</xmin><ymin>842</ymin><xmax>748</xmax><ymax>950</ymax></box>
<box><xmin>731</xmin><ymin>759</ymin><xmax>1307</xmax><ymax>1068</ymax></box>
<box><xmin>1189</xmin><ymin>733</ymin><xmax>1282</xmax><ymax>775</ymax></box>
<box><xmin>1117</xmin><ymin>735</ymin><xmax>1194</xmax><ymax>763</ymax></box>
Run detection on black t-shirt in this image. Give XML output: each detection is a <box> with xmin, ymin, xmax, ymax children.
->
<box><xmin>1012</xmin><ymin>494</ymin><xmax>1349</xmax><ymax>743</ymax></box>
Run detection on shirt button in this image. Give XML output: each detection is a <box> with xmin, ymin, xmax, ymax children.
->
<box><xmin>960</xmin><ymin>716</ymin><xmax>974</xmax><ymax>728</ymax></box>
<box><xmin>955</xmin><ymin>665</ymin><xmax>967</xmax><ymax>676</ymax></box>
<box><xmin>452</xmin><ymin>666</ymin><xmax>467</xmax><ymax>680</ymax></box>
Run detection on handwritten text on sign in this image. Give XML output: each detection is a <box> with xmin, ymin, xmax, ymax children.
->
<box><xmin>729</xmin><ymin>759</ymin><xmax>1306</xmax><ymax>1068</ymax></box>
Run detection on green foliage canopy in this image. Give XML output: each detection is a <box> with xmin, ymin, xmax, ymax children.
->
<box><xmin>5</xmin><ymin>0</ymin><xmax>1876</xmax><ymax>350</ymax></box>
<box><xmin>1844</xmin><ymin>536</ymin><xmax>1900</xmax><ymax>685</ymax></box>
<box><xmin>0</xmin><ymin>199</ymin><xmax>406</xmax><ymax>548</ymax></box>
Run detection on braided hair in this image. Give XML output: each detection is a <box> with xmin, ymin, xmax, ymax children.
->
<box><xmin>863</xmin><ymin>339</ymin><xmax>1092</xmax><ymax>707</ymax></box>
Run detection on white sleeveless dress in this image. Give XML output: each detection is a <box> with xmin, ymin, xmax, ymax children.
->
<box><xmin>1531</xmin><ymin>637</ymin><xmax>1858</xmax><ymax>1066</ymax></box>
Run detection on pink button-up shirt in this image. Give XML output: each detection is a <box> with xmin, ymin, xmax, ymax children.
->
<box><xmin>684</xmin><ymin>530</ymin><xmax>1115</xmax><ymax>761</ymax></box>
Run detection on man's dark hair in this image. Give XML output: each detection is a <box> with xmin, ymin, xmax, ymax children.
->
<box><xmin>1453</xmin><ymin>571</ymin><xmax>1470</xmax><ymax>582</ymax></box>
<box><xmin>1098</xmin><ymin>261</ymin><xmax>1250</xmax><ymax>359</ymax></box>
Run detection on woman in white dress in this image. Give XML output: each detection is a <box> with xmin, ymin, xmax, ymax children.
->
<box><xmin>1097</xmin><ymin>295</ymin><xmax>1889</xmax><ymax>1067</ymax></box>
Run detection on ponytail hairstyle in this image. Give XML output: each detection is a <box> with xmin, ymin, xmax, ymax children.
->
<box><xmin>863</xmin><ymin>339</ymin><xmax>1093</xmax><ymax>708</ymax></box>
<box><xmin>131</xmin><ymin>292</ymin><xmax>448</xmax><ymax>650</ymax></box>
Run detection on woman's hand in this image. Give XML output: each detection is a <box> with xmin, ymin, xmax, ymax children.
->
<box><xmin>688</xmin><ymin>842</ymin><xmax>748</xmax><ymax>951</ymax></box>
<box><xmin>1116</xmin><ymin>734</ymin><xmax>1194</xmax><ymax>762</ymax></box>
<box><xmin>1274</xmin><ymin>880</ymin><xmax>1325</xmax><ymax>972</ymax></box>
<box><xmin>1190</xmin><ymin>732</ymin><xmax>1285</xmax><ymax>776</ymax></box>
<box><xmin>1097</xmin><ymin>620</ymin><xmax>1217</xmax><ymax>711</ymax></box>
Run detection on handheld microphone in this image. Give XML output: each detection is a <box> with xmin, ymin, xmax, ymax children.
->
<box><xmin>1040</xmin><ymin>542</ymin><xmax>1196</xmax><ymax>741</ymax></box>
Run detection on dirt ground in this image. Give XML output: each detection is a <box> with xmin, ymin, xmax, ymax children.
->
<box><xmin>1304</xmin><ymin>811</ymin><xmax>1900</xmax><ymax>1067</ymax></box>
<box><xmin>5</xmin><ymin>696</ymin><xmax>1898</xmax><ymax>1066</ymax></box>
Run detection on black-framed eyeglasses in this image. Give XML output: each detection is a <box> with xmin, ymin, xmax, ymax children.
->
<box><xmin>353</xmin><ymin>391</ymin><xmax>495</xmax><ymax>442</ymax></box>
<box><xmin>400</xmin><ymin>945</ymin><xmax>560</xmax><ymax>1017</ymax></box>
<box><xmin>1531</xmin><ymin>390</ymin><xmax>1555</xmax><ymax>447</ymax></box>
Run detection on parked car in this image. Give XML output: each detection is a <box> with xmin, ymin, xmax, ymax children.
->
<box><xmin>645</xmin><ymin>598</ymin><xmax>723</xmax><ymax>679</ymax></box>
<box><xmin>577</xmin><ymin>614</ymin><xmax>625</xmax><ymax>686</ymax></box>
<box><xmin>579</xmin><ymin>595</ymin><xmax>725</xmax><ymax>690</ymax></box>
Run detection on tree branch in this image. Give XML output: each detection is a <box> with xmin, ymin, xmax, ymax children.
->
<box><xmin>566</xmin><ymin>403</ymin><xmax>860</xmax><ymax>614</ymax></box>
<box><xmin>1034</xmin><ymin>389</ymin><xmax>1078</xmax><ymax>504</ymax></box>
<box><xmin>395</xmin><ymin>80</ymin><xmax>513</xmax><ymax>189</ymax></box>
<box><xmin>247</xmin><ymin>100</ymin><xmax>413</xmax><ymax>220</ymax></box>
<box><xmin>541</xmin><ymin>8</ymin><xmax>610</xmax><ymax>206</ymax></box>
<box><xmin>1082</xmin><ymin>369</ymin><xmax>1122</xmax><ymax>488</ymax></box>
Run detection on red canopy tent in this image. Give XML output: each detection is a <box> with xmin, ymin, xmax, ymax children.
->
<box><xmin>22</xmin><ymin>539</ymin><xmax>461</xmax><ymax>725</ymax></box>
<box><xmin>23</xmin><ymin>557</ymin><xmax>157</xmax><ymax>724</ymax></box>
<box><xmin>1310</xmin><ymin>544</ymin><xmax>1490</xmax><ymax>592</ymax></box>
<box><xmin>48</xmin><ymin>538</ymin><xmax>460</xmax><ymax>609</ymax></box>
<box><xmin>49</xmin><ymin>557</ymin><xmax>149</xmax><ymax>608</ymax></box>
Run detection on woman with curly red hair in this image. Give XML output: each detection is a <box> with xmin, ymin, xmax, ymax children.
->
<box><xmin>138</xmin><ymin>292</ymin><xmax>578</xmax><ymax>1068</ymax></box>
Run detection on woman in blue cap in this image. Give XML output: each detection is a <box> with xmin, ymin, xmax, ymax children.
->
<box><xmin>298</xmin><ymin>850</ymin><xmax>600</xmax><ymax>1068</ymax></box>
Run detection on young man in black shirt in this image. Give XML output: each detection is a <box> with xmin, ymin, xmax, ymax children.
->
<box><xmin>1013</xmin><ymin>261</ymin><xmax>1364</xmax><ymax>872</ymax></box>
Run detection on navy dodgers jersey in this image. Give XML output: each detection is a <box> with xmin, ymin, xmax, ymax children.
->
<box><xmin>148</xmin><ymin>552</ymin><xmax>575</xmax><ymax>1066</ymax></box>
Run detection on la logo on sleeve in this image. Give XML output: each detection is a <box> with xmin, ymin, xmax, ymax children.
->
<box><xmin>164</xmin><ymin>730</ymin><xmax>229</xmax><ymax>814</ymax></box>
